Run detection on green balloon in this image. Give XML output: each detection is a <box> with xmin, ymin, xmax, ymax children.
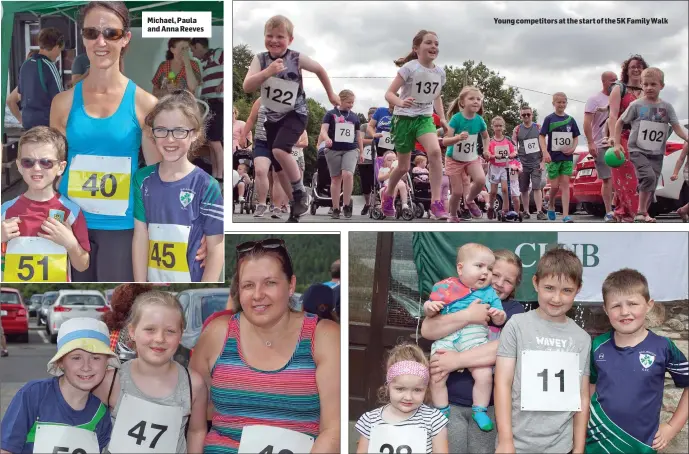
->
<box><xmin>604</xmin><ymin>147</ymin><xmax>625</xmax><ymax>167</ymax></box>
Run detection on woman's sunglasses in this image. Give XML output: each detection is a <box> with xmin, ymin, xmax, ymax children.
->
<box><xmin>82</xmin><ymin>27</ymin><xmax>125</xmax><ymax>41</ymax></box>
<box><xmin>236</xmin><ymin>239</ymin><xmax>293</xmax><ymax>271</ymax></box>
<box><xmin>19</xmin><ymin>158</ymin><xmax>60</xmax><ymax>170</ymax></box>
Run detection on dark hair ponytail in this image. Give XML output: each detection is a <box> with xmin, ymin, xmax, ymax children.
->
<box><xmin>394</xmin><ymin>30</ymin><xmax>436</xmax><ymax>67</ymax></box>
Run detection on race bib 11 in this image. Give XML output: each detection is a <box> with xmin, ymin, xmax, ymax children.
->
<box><xmin>238</xmin><ymin>425</ymin><xmax>315</xmax><ymax>454</ymax></box>
<box><xmin>147</xmin><ymin>224</ymin><xmax>191</xmax><ymax>282</ymax></box>
<box><xmin>67</xmin><ymin>155</ymin><xmax>131</xmax><ymax>217</ymax></box>
<box><xmin>368</xmin><ymin>424</ymin><xmax>427</xmax><ymax>454</ymax></box>
<box><xmin>520</xmin><ymin>350</ymin><xmax>581</xmax><ymax>412</ymax></box>
<box><xmin>261</xmin><ymin>77</ymin><xmax>298</xmax><ymax>113</ymax></box>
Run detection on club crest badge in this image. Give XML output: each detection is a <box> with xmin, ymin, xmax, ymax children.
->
<box><xmin>639</xmin><ymin>352</ymin><xmax>655</xmax><ymax>369</ymax></box>
<box><xmin>180</xmin><ymin>190</ymin><xmax>194</xmax><ymax>208</ymax></box>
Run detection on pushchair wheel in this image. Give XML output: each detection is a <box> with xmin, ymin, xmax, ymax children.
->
<box><xmin>371</xmin><ymin>206</ymin><xmax>384</xmax><ymax>220</ymax></box>
<box><xmin>414</xmin><ymin>203</ymin><xmax>425</xmax><ymax>218</ymax></box>
<box><xmin>402</xmin><ymin>207</ymin><xmax>414</xmax><ymax>221</ymax></box>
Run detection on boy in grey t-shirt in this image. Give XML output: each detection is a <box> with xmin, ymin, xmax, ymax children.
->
<box><xmin>614</xmin><ymin>67</ymin><xmax>689</xmax><ymax>222</ymax></box>
<box><xmin>494</xmin><ymin>247</ymin><xmax>591</xmax><ymax>454</ymax></box>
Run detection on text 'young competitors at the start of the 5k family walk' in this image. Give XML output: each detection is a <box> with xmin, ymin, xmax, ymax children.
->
<box><xmin>232</xmin><ymin>4</ymin><xmax>689</xmax><ymax>224</ymax></box>
<box><xmin>1</xmin><ymin>1</ymin><xmax>225</xmax><ymax>283</ymax></box>
<box><xmin>351</xmin><ymin>233</ymin><xmax>689</xmax><ymax>454</ymax></box>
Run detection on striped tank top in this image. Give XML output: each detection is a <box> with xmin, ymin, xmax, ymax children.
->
<box><xmin>204</xmin><ymin>312</ymin><xmax>321</xmax><ymax>454</ymax></box>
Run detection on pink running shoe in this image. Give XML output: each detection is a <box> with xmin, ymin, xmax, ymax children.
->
<box><xmin>381</xmin><ymin>193</ymin><xmax>396</xmax><ymax>217</ymax></box>
<box><xmin>467</xmin><ymin>201</ymin><xmax>483</xmax><ymax>219</ymax></box>
<box><xmin>430</xmin><ymin>200</ymin><xmax>449</xmax><ymax>220</ymax></box>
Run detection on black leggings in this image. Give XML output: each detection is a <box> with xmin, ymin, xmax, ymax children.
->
<box><xmin>71</xmin><ymin>228</ymin><xmax>134</xmax><ymax>282</ymax></box>
<box><xmin>358</xmin><ymin>163</ymin><xmax>374</xmax><ymax>195</ymax></box>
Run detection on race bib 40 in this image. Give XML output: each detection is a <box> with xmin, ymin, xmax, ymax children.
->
<box><xmin>68</xmin><ymin>155</ymin><xmax>131</xmax><ymax>216</ymax></box>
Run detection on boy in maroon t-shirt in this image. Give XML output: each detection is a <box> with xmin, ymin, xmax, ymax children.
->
<box><xmin>1</xmin><ymin>126</ymin><xmax>90</xmax><ymax>282</ymax></box>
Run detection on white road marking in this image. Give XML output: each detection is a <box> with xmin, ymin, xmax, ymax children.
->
<box><xmin>37</xmin><ymin>330</ymin><xmax>49</xmax><ymax>344</ymax></box>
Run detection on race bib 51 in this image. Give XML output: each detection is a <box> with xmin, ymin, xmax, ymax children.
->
<box><xmin>147</xmin><ymin>223</ymin><xmax>191</xmax><ymax>282</ymax></box>
<box><xmin>3</xmin><ymin>237</ymin><xmax>68</xmax><ymax>282</ymax></box>
<box><xmin>68</xmin><ymin>155</ymin><xmax>131</xmax><ymax>217</ymax></box>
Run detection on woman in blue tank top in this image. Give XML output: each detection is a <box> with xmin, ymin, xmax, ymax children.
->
<box><xmin>50</xmin><ymin>1</ymin><xmax>160</xmax><ymax>282</ymax></box>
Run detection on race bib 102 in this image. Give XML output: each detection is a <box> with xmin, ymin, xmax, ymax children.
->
<box><xmin>368</xmin><ymin>424</ymin><xmax>427</xmax><ymax>454</ymax></box>
<box><xmin>520</xmin><ymin>350</ymin><xmax>581</xmax><ymax>412</ymax></box>
<box><xmin>238</xmin><ymin>425</ymin><xmax>315</xmax><ymax>454</ymax></box>
<box><xmin>637</xmin><ymin>120</ymin><xmax>667</xmax><ymax>152</ymax></box>
<box><xmin>261</xmin><ymin>77</ymin><xmax>298</xmax><ymax>113</ymax></box>
<box><xmin>67</xmin><ymin>155</ymin><xmax>131</xmax><ymax>217</ymax></box>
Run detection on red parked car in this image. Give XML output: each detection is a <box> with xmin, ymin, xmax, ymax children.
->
<box><xmin>1</xmin><ymin>287</ymin><xmax>29</xmax><ymax>343</ymax></box>
<box><xmin>572</xmin><ymin>120</ymin><xmax>688</xmax><ymax>218</ymax></box>
<box><xmin>542</xmin><ymin>147</ymin><xmax>590</xmax><ymax>215</ymax></box>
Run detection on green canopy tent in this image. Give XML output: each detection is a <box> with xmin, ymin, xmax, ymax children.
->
<box><xmin>1</xmin><ymin>0</ymin><xmax>223</xmax><ymax>126</ymax></box>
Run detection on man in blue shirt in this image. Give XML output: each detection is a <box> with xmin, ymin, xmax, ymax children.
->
<box><xmin>18</xmin><ymin>27</ymin><xmax>64</xmax><ymax>129</ymax></box>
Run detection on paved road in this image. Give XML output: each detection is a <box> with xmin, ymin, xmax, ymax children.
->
<box><xmin>232</xmin><ymin>195</ymin><xmax>682</xmax><ymax>223</ymax></box>
<box><xmin>1</xmin><ymin>318</ymin><xmax>54</xmax><ymax>418</ymax></box>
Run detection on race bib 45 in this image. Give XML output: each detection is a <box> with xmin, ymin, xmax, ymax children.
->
<box><xmin>147</xmin><ymin>223</ymin><xmax>191</xmax><ymax>282</ymax></box>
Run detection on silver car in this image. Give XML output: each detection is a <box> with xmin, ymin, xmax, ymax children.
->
<box><xmin>47</xmin><ymin>290</ymin><xmax>108</xmax><ymax>343</ymax></box>
<box><xmin>38</xmin><ymin>292</ymin><xmax>59</xmax><ymax>326</ymax></box>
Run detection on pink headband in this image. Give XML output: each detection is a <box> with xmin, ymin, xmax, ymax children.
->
<box><xmin>386</xmin><ymin>360</ymin><xmax>430</xmax><ymax>385</ymax></box>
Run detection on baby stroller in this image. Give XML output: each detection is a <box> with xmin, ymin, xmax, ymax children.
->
<box><xmin>410</xmin><ymin>149</ymin><xmax>432</xmax><ymax>218</ymax></box>
<box><xmin>309</xmin><ymin>147</ymin><xmax>344</xmax><ymax>215</ymax></box>
<box><xmin>232</xmin><ymin>148</ymin><xmax>255</xmax><ymax>215</ymax></box>
<box><xmin>370</xmin><ymin>155</ymin><xmax>415</xmax><ymax>221</ymax></box>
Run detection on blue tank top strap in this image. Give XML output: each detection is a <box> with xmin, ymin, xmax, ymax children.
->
<box><xmin>122</xmin><ymin>79</ymin><xmax>137</xmax><ymax>118</ymax></box>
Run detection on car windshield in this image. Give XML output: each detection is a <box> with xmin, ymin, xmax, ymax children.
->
<box><xmin>1</xmin><ymin>292</ymin><xmax>20</xmax><ymax>304</ymax></box>
<box><xmin>43</xmin><ymin>294</ymin><xmax>58</xmax><ymax>306</ymax></box>
<box><xmin>201</xmin><ymin>296</ymin><xmax>229</xmax><ymax>323</ymax></box>
<box><xmin>62</xmin><ymin>295</ymin><xmax>105</xmax><ymax>306</ymax></box>
<box><xmin>31</xmin><ymin>296</ymin><xmax>42</xmax><ymax>304</ymax></box>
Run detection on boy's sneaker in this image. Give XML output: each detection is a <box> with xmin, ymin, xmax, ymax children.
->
<box><xmin>520</xmin><ymin>211</ymin><xmax>530</xmax><ymax>219</ymax></box>
<box><xmin>381</xmin><ymin>193</ymin><xmax>396</xmax><ymax>217</ymax></box>
<box><xmin>603</xmin><ymin>211</ymin><xmax>615</xmax><ymax>222</ymax></box>
<box><xmin>343</xmin><ymin>204</ymin><xmax>353</xmax><ymax>219</ymax></box>
<box><xmin>291</xmin><ymin>190</ymin><xmax>308</xmax><ymax>217</ymax></box>
<box><xmin>361</xmin><ymin>204</ymin><xmax>370</xmax><ymax>216</ymax></box>
<box><xmin>430</xmin><ymin>200</ymin><xmax>449</xmax><ymax>220</ymax></box>
<box><xmin>331</xmin><ymin>208</ymin><xmax>341</xmax><ymax>219</ymax></box>
<box><xmin>547</xmin><ymin>210</ymin><xmax>556</xmax><ymax>221</ymax></box>
<box><xmin>254</xmin><ymin>204</ymin><xmax>268</xmax><ymax>217</ymax></box>
<box><xmin>536</xmin><ymin>211</ymin><xmax>548</xmax><ymax>220</ymax></box>
<box><xmin>563</xmin><ymin>216</ymin><xmax>574</xmax><ymax>223</ymax></box>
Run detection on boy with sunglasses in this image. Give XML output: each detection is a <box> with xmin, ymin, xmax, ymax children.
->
<box><xmin>1</xmin><ymin>127</ymin><xmax>90</xmax><ymax>282</ymax></box>
<box><xmin>512</xmin><ymin>106</ymin><xmax>547</xmax><ymax>220</ymax></box>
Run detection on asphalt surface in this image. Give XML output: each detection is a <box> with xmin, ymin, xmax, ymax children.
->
<box><xmin>232</xmin><ymin>195</ymin><xmax>682</xmax><ymax>223</ymax></box>
<box><xmin>1</xmin><ymin>318</ymin><xmax>54</xmax><ymax>418</ymax></box>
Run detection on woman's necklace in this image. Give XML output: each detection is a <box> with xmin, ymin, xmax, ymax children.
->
<box><xmin>251</xmin><ymin>312</ymin><xmax>291</xmax><ymax>348</ymax></box>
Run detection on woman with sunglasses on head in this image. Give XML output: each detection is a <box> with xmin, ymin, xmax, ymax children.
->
<box><xmin>131</xmin><ymin>90</ymin><xmax>224</xmax><ymax>283</ymax></box>
<box><xmin>189</xmin><ymin>239</ymin><xmax>341</xmax><ymax>453</ymax></box>
<box><xmin>152</xmin><ymin>38</ymin><xmax>202</xmax><ymax>98</ymax></box>
<box><xmin>49</xmin><ymin>1</ymin><xmax>161</xmax><ymax>282</ymax></box>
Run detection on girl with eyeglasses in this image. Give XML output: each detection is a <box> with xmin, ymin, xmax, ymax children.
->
<box><xmin>189</xmin><ymin>239</ymin><xmax>341</xmax><ymax>453</ymax></box>
<box><xmin>131</xmin><ymin>90</ymin><xmax>224</xmax><ymax>283</ymax></box>
<box><xmin>1</xmin><ymin>126</ymin><xmax>90</xmax><ymax>282</ymax></box>
<box><xmin>49</xmin><ymin>1</ymin><xmax>167</xmax><ymax>282</ymax></box>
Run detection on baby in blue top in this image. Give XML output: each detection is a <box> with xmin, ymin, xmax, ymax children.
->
<box><xmin>424</xmin><ymin>243</ymin><xmax>507</xmax><ymax>432</ymax></box>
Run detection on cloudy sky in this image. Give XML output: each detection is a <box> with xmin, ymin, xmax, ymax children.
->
<box><xmin>232</xmin><ymin>1</ymin><xmax>688</xmax><ymax>129</ymax></box>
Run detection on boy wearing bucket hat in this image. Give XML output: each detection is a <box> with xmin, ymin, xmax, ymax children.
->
<box><xmin>0</xmin><ymin>318</ymin><xmax>117</xmax><ymax>454</ymax></box>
